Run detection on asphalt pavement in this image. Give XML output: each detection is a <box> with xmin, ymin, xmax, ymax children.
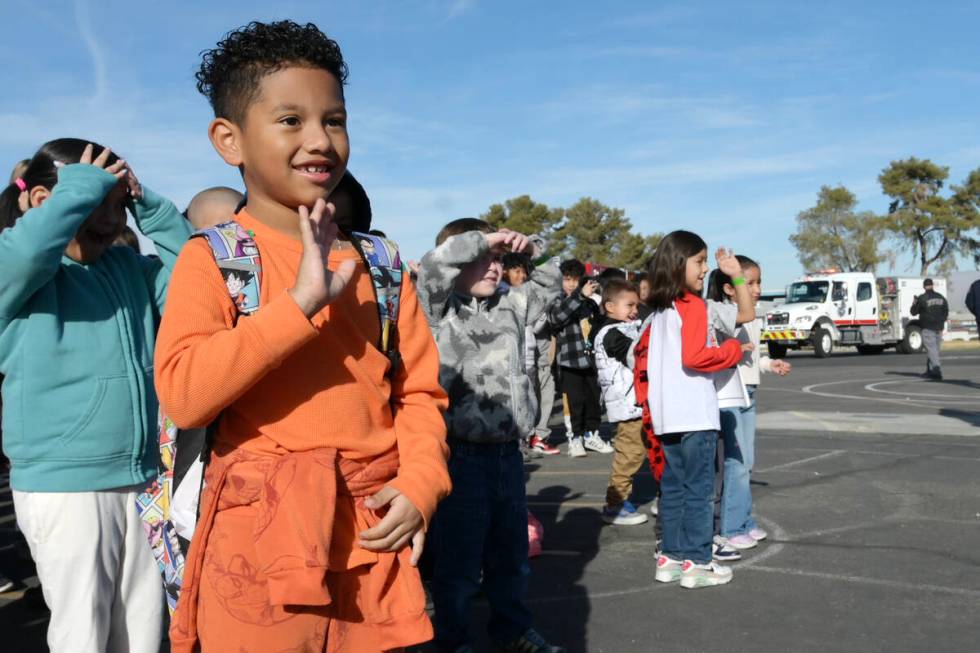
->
<box><xmin>3</xmin><ymin>345</ymin><xmax>979</xmax><ymax>652</ymax></box>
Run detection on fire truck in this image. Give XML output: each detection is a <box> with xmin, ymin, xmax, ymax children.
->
<box><xmin>761</xmin><ymin>271</ymin><xmax>947</xmax><ymax>358</ymax></box>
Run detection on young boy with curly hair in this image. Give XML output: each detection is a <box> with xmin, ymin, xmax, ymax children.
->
<box><xmin>155</xmin><ymin>21</ymin><xmax>450</xmax><ymax>652</ymax></box>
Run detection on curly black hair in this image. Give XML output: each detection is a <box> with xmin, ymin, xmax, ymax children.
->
<box><xmin>196</xmin><ymin>20</ymin><xmax>349</xmax><ymax>123</ymax></box>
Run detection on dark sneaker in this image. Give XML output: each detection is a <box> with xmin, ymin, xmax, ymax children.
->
<box><xmin>498</xmin><ymin>628</ymin><xmax>566</xmax><ymax>653</ymax></box>
<box><xmin>712</xmin><ymin>536</ymin><xmax>742</xmax><ymax>562</ymax></box>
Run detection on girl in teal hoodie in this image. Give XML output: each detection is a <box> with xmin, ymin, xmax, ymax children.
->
<box><xmin>0</xmin><ymin>139</ymin><xmax>190</xmax><ymax>652</ymax></box>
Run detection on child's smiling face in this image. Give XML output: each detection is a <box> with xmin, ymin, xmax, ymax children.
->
<box><xmin>685</xmin><ymin>248</ymin><xmax>709</xmax><ymax>294</ymax></box>
<box><xmin>227</xmin><ymin>66</ymin><xmax>350</xmax><ymax>210</ymax></box>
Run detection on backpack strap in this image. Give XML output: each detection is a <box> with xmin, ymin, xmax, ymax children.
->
<box><xmin>350</xmin><ymin>231</ymin><xmax>404</xmax><ymax>375</ymax></box>
<box><xmin>194</xmin><ymin>221</ymin><xmax>263</xmax><ymax>316</ymax></box>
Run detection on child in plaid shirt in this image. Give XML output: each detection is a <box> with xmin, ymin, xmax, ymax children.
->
<box><xmin>549</xmin><ymin>259</ymin><xmax>614</xmax><ymax>458</ymax></box>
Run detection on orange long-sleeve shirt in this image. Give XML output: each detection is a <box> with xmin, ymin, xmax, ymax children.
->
<box><xmin>154</xmin><ymin>209</ymin><xmax>450</xmax><ymax>523</ymax></box>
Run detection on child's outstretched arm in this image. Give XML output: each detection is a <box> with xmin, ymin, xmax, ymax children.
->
<box><xmin>0</xmin><ymin>150</ymin><xmax>125</xmax><ymax>323</ymax></box>
<box><xmin>677</xmin><ymin>295</ymin><xmax>750</xmax><ymax>373</ymax></box>
<box><xmin>416</xmin><ymin>230</ymin><xmax>488</xmax><ymax>323</ymax></box>
<box><xmin>155</xmin><ymin>199</ymin><xmax>354</xmax><ymax>428</ymax></box>
<box><xmin>123</xmin><ymin>168</ymin><xmax>192</xmax><ymax>316</ymax></box>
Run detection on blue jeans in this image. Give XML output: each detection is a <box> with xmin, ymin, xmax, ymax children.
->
<box><xmin>720</xmin><ymin>386</ymin><xmax>758</xmax><ymax>537</ymax></box>
<box><xmin>431</xmin><ymin>439</ymin><xmax>532</xmax><ymax>650</ymax></box>
<box><xmin>660</xmin><ymin>430</ymin><xmax>717</xmax><ymax>564</ymax></box>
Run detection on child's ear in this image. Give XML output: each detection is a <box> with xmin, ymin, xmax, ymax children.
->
<box><xmin>724</xmin><ymin>282</ymin><xmax>736</xmax><ymax>296</ymax></box>
<box><xmin>208</xmin><ymin>118</ymin><xmax>244</xmax><ymax>167</ymax></box>
<box><xmin>28</xmin><ymin>185</ymin><xmax>51</xmax><ymax>209</ymax></box>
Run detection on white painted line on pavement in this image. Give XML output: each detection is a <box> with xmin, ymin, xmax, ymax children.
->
<box><xmin>864</xmin><ymin>380</ymin><xmax>978</xmax><ymax>402</ymax></box>
<box><xmin>755</xmin><ymin>450</ymin><xmax>846</xmax><ymax>472</ymax></box>
<box><xmin>731</xmin><ymin>515</ymin><xmax>787</xmax><ymax>570</ymax></box>
<box><xmin>745</xmin><ymin>565</ymin><xmax>980</xmax><ymax>598</ymax></box>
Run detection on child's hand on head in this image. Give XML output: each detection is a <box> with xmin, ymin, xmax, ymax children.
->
<box><xmin>123</xmin><ymin>165</ymin><xmax>143</xmax><ymax>201</ymax></box>
<box><xmin>289</xmin><ymin>198</ymin><xmax>357</xmax><ymax>318</ymax></box>
<box><xmin>486</xmin><ymin>229</ymin><xmax>532</xmax><ymax>256</ymax></box>
<box><xmin>359</xmin><ymin>486</ymin><xmax>426</xmax><ymax>565</ymax></box>
<box><xmin>716</xmin><ymin>247</ymin><xmax>741</xmax><ymax>278</ymax></box>
<box><xmin>79</xmin><ymin>143</ymin><xmax>128</xmax><ymax>180</ymax></box>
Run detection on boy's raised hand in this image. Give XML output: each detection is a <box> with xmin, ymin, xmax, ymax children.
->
<box><xmin>486</xmin><ymin>228</ymin><xmax>532</xmax><ymax>256</ymax></box>
<box><xmin>289</xmin><ymin>198</ymin><xmax>357</xmax><ymax>318</ymax></box>
<box><xmin>716</xmin><ymin>247</ymin><xmax>741</xmax><ymax>278</ymax></box>
<box><xmin>359</xmin><ymin>486</ymin><xmax>426</xmax><ymax>566</ymax></box>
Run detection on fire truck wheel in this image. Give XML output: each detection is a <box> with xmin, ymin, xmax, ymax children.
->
<box><xmin>812</xmin><ymin>326</ymin><xmax>834</xmax><ymax>358</ymax></box>
<box><xmin>898</xmin><ymin>325</ymin><xmax>924</xmax><ymax>354</ymax></box>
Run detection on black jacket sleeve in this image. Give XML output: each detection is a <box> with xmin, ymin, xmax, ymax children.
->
<box><xmin>603</xmin><ymin>328</ymin><xmax>634</xmax><ymax>366</ymax></box>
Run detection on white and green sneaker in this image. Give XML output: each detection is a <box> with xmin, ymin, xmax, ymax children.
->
<box><xmin>680</xmin><ymin>560</ymin><xmax>733</xmax><ymax>589</ymax></box>
<box><xmin>654</xmin><ymin>554</ymin><xmax>683</xmax><ymax>583</ymax></box>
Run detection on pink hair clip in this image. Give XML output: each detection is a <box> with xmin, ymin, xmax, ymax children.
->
<box><xmin>14</xmin><ymin>178</ymin><xmax>27</xmax><ymax>192</ymax></box>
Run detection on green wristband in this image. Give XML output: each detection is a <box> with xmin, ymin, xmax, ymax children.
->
<box><xmin>732</xmin><ymin>277</ymin><xmax>746</xmax><ymax>286</ymax></box>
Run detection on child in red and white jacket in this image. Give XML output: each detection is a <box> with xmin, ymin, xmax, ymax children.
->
<box><xmin>644</xmin><ymin>230</ymin><xmax>752</xmax><ymax>589</ymax></box>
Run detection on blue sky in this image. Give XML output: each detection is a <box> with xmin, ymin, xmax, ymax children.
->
<box><xmin>2</xmin><ymin>0</ymin><xmax>978</xmax><ymax>288</ymax></box>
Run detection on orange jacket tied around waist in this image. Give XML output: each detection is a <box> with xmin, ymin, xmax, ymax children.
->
<box><xmin>169</xmin><ymin>445</ymin><xmax>430</xmax><ymax>652</ymax></box>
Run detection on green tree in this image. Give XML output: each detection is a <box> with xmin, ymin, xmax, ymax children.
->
<box><xmin>789</xmin><ymin>185</ymin><xmax>887</xmax><ymax>272</ymax></box>
<box><xmin>952</xmin><ymin>169</ymin><xmax>980</xmax><ymax>265</ymax></box>
<box><xmin>878</xmin><ymin>158</ymin><xmax>980</xmax><ymax>275</ymax></box>
<box><xmin>551</xmin><ymin>197</ymin><xmax>662</xmax><ymax>269</ymax></box>
<box><xmin>480</xmin><ymin>195</ymin><xmax>562</xmax><ymax>239</ymax></box>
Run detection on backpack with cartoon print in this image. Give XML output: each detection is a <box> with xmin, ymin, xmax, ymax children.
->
<box><xmin>135</xmin><ymin>221</ymin><xmax>404</xmax><ymax>614</ymax></box>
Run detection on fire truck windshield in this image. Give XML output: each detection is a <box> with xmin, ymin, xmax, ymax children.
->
<box><xmin>786</xmin><ymin>281</ymin><xmax>829</xmax><ymax>304</ymax></box>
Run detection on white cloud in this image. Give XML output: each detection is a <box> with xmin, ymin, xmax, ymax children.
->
<box><xmin>72</xmin><ymin>0</ymin><xmax>108</xmax><ymax>105</ymax></box>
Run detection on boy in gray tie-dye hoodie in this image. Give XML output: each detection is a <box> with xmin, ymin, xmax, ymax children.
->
<box><xmin>417</xmin><ymin>218</ymin><xmax>565</xmax><ymax>653</ymax></box>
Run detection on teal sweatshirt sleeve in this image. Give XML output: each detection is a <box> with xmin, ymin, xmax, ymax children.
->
<box><xmin>129</xmin><ymin>186</ymin><xmax>192</xmax><ymax>315</ymax></box>
<box><xmin>0</xmin><ymin>164</ymin><xmax>118</xmax><ymax>321</ymax></box>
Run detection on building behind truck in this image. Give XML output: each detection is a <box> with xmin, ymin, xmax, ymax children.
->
<box><xmin>762</xmin><ymin>269</ymin><xmax>946</xmax><ymax>358</ymax></box>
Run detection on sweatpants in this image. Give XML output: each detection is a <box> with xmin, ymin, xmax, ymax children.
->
<box><xmin>13</xmin><ymin>485</ymin><xmax>164</xmax><ymax>653</ymax></box>
<box><xmin>560</xmin><ymin>366</ymin><xmax>601</xmax><ymax>437</ymax></box>
<box><xmin>532</xmin><ymin>338</ymin><xmax>557</xmax><ymax>439</ymax></box>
